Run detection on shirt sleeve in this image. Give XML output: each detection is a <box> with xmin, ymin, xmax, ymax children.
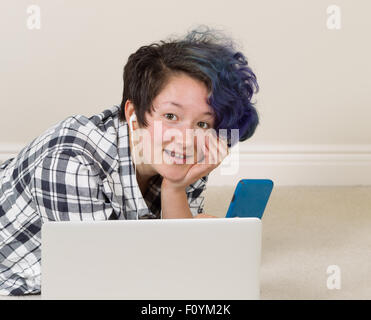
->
<box><xmin>187</xmin><ymin>175</ymin><xmax>208</xmax><ymax>217</ymax></box>
<box><xmin>29</xmin><ymin>149</ymin><xmax>115</xmax><ymax>222</ymax></box>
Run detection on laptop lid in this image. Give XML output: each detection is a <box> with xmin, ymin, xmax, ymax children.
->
<box><xmin>41</xmin><ymin>218</ymin><xmax>261</xmax><ymax>300</ymax></box>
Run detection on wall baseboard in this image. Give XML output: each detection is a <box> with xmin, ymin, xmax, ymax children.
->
<box><xmin>1</xmin><ymin>143</ymin><xmax>371</xmax><ymax>186</ymax></box>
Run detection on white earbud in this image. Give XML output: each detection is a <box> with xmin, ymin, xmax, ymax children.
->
<box><xmin>129</xmin><ymin>113</ymin><xmax>136</xmax><ymax>133</ymax></box>
<box><xmin>129</xmin><ymin>113</ymin><xmax>139</xmax><ymax>220</ymax></box>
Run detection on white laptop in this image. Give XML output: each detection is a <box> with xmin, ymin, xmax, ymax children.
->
<box><xmin>41</xmin><ymin>218</ymin><xmax>261</xmax><ymax>300</ymax></box>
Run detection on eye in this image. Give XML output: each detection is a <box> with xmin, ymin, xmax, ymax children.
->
<box><xmin>164</xmin><ymin>113</ymin><xmax>177</xmax><ymax>121</ymax></box>
<box><xmin>198</xmin><ymin>121</ymin><xmax>210</xmax><ymax>129</ymax></box>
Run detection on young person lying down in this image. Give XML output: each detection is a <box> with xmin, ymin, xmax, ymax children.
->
<box><xmin>0</xmin><ymin>25</ymin><xmax>259</xmax><ymax>295</ymax></box>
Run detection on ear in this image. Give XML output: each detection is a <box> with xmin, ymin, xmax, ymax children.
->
<box><xmin>124</xmin><ymin>99</ymin><xmax>136</xmax><ymax>124</ymax></box>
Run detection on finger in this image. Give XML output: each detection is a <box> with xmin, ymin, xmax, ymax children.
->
<box><xmin>204</xmin><ymin>136</ymin><xmax>217</xmax><ymax>165</ymax></box>
<box><xmin>215</xmin><ymin>136</ymin><xmax>228</xmax><ymax>163</ymax></box>
<box><xmin>205</xmin><ymin>135</ymin><xmax>218</xmax><ymax>165</ymax></box>
<box><xmin>211</xmin><ymin>135</ymin><xmax>229</xmax><ymax>162</ymax></box>
<box><xmin>217</xmin><ymin>137</ymin><xmax>229</xmax><ymax>162</ymax></box>
<box><xmin>218</xmin><ymin>136</ymin><xmax>229</xmax><ymax>152</ymax></box>
<box><xmin>198</xmin><ymin>141</ymin><xmax>207</xmax><ymax>164</ymax></box>
<box><xmin>209</xmin><ymin>136</ymin><xmax>228</xmax><ymax>165</ymax></box>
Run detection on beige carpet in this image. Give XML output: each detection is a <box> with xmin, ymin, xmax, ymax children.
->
<box><xmin>204</xmin><ymin>185</ymin><xmax>371</xmax><ymax>300</ymax></box>
<box><xmin>1</xmin><ymin>186</ymin><xmax>370</xmax><ymax>300</ymax></box>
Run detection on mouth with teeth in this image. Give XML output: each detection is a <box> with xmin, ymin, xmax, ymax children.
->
<box><xmin>163</xmin><ymin>149</ymin><xmax>192</xmax><ymax>164</ymax></box>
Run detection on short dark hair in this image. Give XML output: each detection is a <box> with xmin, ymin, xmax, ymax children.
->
<box><xmin>119</xmin><ymin>25</ymin><xmax>259</xmax><ymax>147</ymax></box>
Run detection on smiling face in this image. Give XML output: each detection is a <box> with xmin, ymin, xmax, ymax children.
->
<box><xmin>125</xmin><ymin>72</ymin><xmax>216</xmax><ymax>183</ymax></box>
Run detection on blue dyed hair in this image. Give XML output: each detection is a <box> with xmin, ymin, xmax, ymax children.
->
<box><xmin>119</xmin><ymin>25</ymin><xmax>260</xmax><ymax>147</ymax></box>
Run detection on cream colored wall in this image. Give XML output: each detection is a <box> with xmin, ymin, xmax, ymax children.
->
<box><xmin>1</xmin><ymin>0</ymin><xmax>370</xmax><ymax>185</ymax></box>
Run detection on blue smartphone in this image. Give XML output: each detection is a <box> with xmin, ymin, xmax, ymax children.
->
<box><xmin>225</xmin><ymin>179</ymin><xmax>274</xmax><ymax>219</ymax></box>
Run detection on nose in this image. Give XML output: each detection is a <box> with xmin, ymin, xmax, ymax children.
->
<box><xmin>172</xmin><ymin>125</ymin><xmax>196</xmax><ymax>154</ymax></box>
<box><xmin>174</xmin><ymin>127</ymin><xmax>208</xmax><ymax>164</ymax></box>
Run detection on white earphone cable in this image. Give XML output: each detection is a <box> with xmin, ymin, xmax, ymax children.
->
<box><xmin>130</xmin><ymin>114</ymin><xmax>162</xmax><ymax>220</ymax></box>
<box><xmin>129</xmin><ymin>116</ymin><xmax>139</xmax><ymax>220</ymax></box>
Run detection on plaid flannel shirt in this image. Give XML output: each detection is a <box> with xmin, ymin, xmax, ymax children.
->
<box><xmin>0</xmin><ymin>105</ymin><xmax>208</xmax><ymax>295</ymax></box>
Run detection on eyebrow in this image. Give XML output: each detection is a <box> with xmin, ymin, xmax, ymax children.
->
<box><xmin>163</xmin><ymin>101</ymin><xmax>214</xmax><ymax>116</ymax></box>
